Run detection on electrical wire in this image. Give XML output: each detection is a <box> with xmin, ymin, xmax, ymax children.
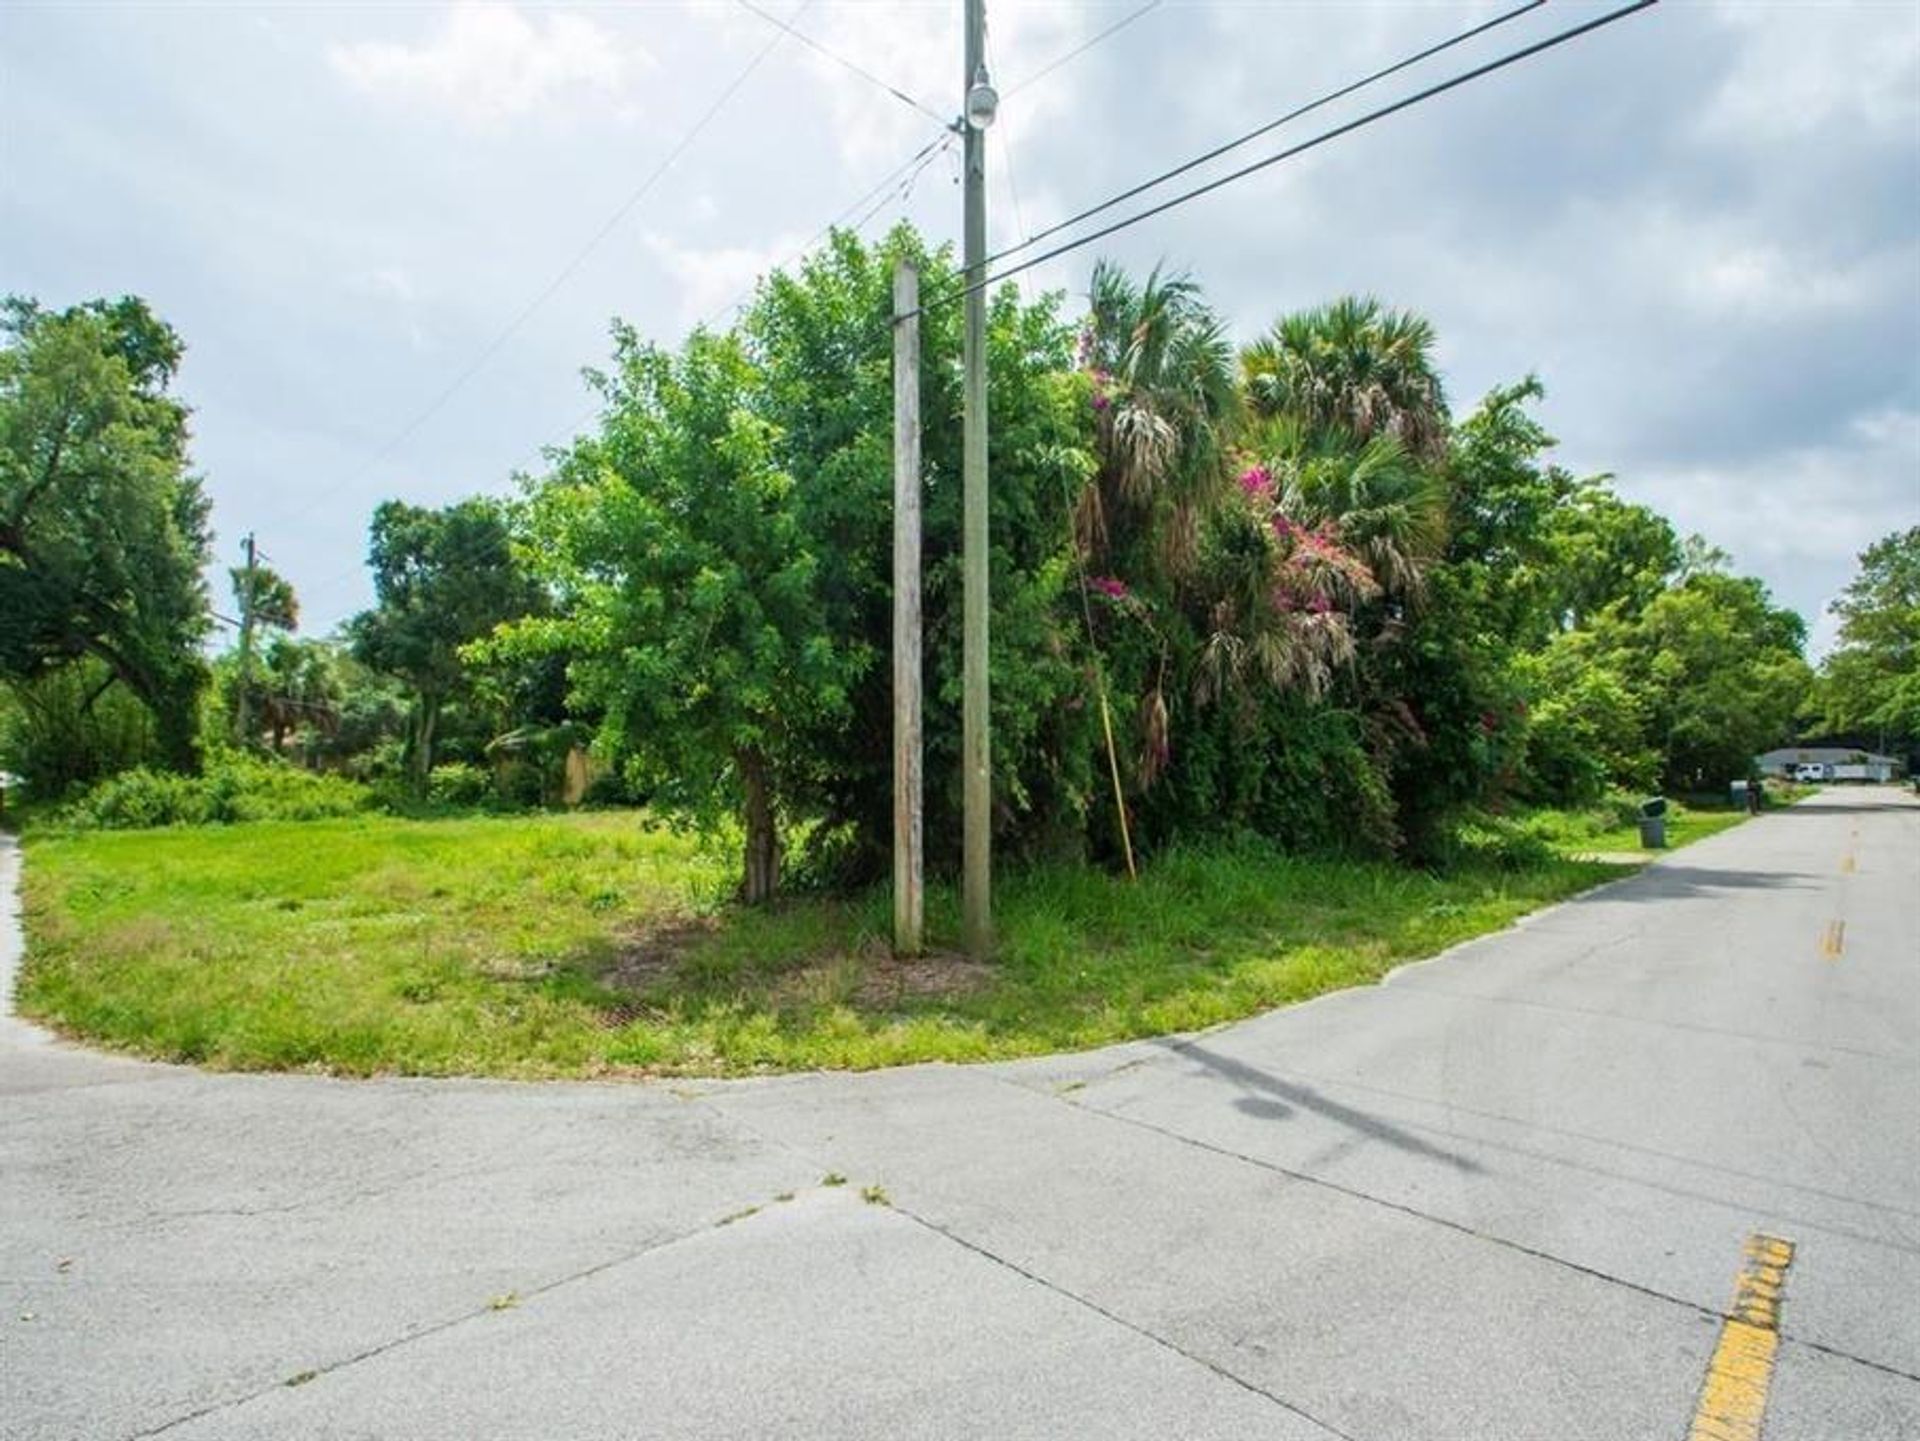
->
<box><xmin>931</xmin><ymin>0</ymin><xmax>1659</xmax><ymax>311</ymax></box>
<box><xmin>326</xmin><ymin>0</ymin><xmax>821</xmax><ymax>503</ymax></box>
<box><xmin>983</xmin><ymin>0</ymin><xmax>1546</xmax><ymax>272</ymax></box>
<box><xmin>731</xmin><ymin>0</ymin><xmax>949</xmax><ymax>126</ymax></box>
<box><xmin>1003</xmin><ymin>0</ymin><xmax>1165</xmax><ymax>99</ymax></box>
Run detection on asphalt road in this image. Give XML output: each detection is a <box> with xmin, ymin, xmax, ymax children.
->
<box><xmin>3</xmin><ymin>788</ymin><xmax>1916</xmax><ymax>1440</ymax></box>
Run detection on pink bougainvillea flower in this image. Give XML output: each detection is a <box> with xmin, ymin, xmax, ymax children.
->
<box><xmin>1089</xmin><ymin>576</ymin><xmax>1128</xmax><ymax>599</ymax></box>
<box><xmin>1238</xmin><ymin>465</ymin><xmax>1272</xmax><ymax>497</ymax></box>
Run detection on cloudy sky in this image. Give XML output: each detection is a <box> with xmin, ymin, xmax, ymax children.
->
<box><xmin>4</xmin><ymin>0</ymin><xmax>1916</xmax><ymax>651</ymax></box>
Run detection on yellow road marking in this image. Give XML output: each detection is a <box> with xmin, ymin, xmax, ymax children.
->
<box><xmin>1840</xmin><ymin>853</ymin><xmax>1856</xmax><ymax>874</ymax></box>
<box><xmin>1820</xmin><ymin>920</ymin><xmax>1846</xmax><ymax>960</ymax></box>
<box><xmin>1687</xmin><ymin>1233</ymin><xmax>1796</xmax><ymax>1441</ymax></box>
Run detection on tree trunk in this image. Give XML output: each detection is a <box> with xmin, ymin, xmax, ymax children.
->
<box><xmin>738</xmin><ymin>747</ymin><xmax>781</xmax><ymax>905</ymax></box>
<box><xmin>409</xmin><ymin>693</ymin><xmax>441</xmax><ymax>796</ymax></box>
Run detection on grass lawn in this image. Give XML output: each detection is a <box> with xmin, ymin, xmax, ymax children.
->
<box><xmin>13</xmin><ymin>806</ymin><xmax>1738</xmax><ymax>1079</ymax></box>
<box><xmin>1530</xmin><ymin>798</ymin><xmax>1754</xmax><ymax>859</ymax></box>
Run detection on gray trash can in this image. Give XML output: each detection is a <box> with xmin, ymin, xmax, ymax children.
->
<box><xmin>1729</xmin><ymin>780</ymin><xmax>1750</xmax><ymax>813</ymax></box>
<box><xmin>1637</xmin><ymin>796</ymin><xmax>1668</xmax><ymax>849</ymax></box>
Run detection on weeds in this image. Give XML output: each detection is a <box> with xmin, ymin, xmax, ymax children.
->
<box><xmin>15</xmin><ymin>807</ymin><xmax>1706</xmax><ymax>1079</ymax></box>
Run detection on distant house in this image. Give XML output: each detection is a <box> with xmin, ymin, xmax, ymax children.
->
<box><xmin>1755</xmin><ymin>747</ymin><xmax>1905</xmax><ymax>782</ymax></box>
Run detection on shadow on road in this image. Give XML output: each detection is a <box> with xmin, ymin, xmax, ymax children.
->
<box><xmin>1781</xmin><ymin>799</ymin><xmax>1918</xmax><ymax>815</ymax></box>
<box><xmin>1597</xmin><ymin>864</ymin><xmax>1815</xmax><ymax>901</ymax></box>
<box><xmin>1158</xmin><ymin>1037</ymin><xmax>1484</xmax><ymax>1174</ymax></box>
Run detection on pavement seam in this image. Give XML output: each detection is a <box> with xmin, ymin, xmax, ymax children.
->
<box><xmin>1380</xmin><ymin>982</ymin><xmax>1910</xmax><ymax>1063</ymax></box>
<box><xmin>1007</xmin><ymin>1074</ymin><xmax>1920</xmax><ymax>1388</ymax></box>
<box><xmin>118</xmin><ymin>1204</ymin><xmax>789</xmax><ymax>1440</ymax></box>
<box><xmin>884</xmin><ymin>1198</ymin><xmax>1364</xmax><ymax>1441</ymax></box>
<box><xmin>1097</xmin><ymin>1046</ymin><xmax>1920</xmax><ymax>1229</ymax></box>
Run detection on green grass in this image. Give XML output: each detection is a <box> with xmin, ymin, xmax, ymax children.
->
<box><xmin>15</xmin><ymin>806</ymin><xmax>1735</xmax><ymax>1079</ymax></box>
<box><xmin>1524</xmin><ymin>796</ymin><xmax>1753</xmax><ymax>858</ymax></box>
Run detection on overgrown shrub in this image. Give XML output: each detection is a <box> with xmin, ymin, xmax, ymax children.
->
<box><xmin>57</xmin><ymin>755</ymin><xmax>371</xmax><ymax>829</ymax></box>
<box><xmin>425</xmin><ymin>761</ymin><xmax>493</xmax><ymax>809</ymax></box>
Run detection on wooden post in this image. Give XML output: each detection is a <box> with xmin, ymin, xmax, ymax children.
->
<box><xmin>892</xmin><ymin>260</ymin><xmax>924</xmax><ymax>956</ymax></box>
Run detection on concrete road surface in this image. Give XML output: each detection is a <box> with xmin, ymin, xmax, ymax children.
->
<box><xmin>3</xmin><ymin>788</ymin><xmax>1916</xmax><ymax>1439</ymax></box>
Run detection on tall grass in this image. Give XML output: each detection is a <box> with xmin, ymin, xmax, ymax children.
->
<box><xmin>18</xmin><ymin>810</ymin><xmax>1647</xmax><ymax>1078</ymax></box>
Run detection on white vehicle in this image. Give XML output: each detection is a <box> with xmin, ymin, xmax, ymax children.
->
<box><xmin>1792</xmin><ymin>762</ymin><xmax>1828</xmax><ymax>783</ymax></box>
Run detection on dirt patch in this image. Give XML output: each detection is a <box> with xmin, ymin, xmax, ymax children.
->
<box><xmin>601</xmin><ymin>914</ymin><xmax>720</xmax><ymax>995</ymax></box>
<box><xmin>851</xmin><ymin>950</ymin><xmax>994</xmax><ymax>1009</ymax></box>
<box><xmin>760</xmin><ymin>945</ymin><xmax>995</xmax><ymax>1013</ymax></box>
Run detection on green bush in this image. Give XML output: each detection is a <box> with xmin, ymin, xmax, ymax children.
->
<box><xmin>426</xmin><ymin>761</ymin><xmax>493</xmax><ymax>808</ymax></box>
<box><xmin>57</xmin><ymin>755</ymin><xmax>371</xmax><ymax>829</ymax></box>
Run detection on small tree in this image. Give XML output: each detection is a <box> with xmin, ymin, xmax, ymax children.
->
<box><xmin>510</xmin><ymin>329</ymin><xmax>861</xmax><ymax>902</ymax></box>
<box><xmin>349</xmin><ymin>497</ymin><xmax>541</xmax><ymax>794</ymax></box>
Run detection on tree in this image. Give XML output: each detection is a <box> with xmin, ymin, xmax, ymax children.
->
<box><xmin>509</xmin><ymin>329</ymin><xmax>861</xmax><ymax>901</ymax></box>
<box><xmin>229</xmin><ymin>561</ymin><xmax>299</xmax><ymax>747</ymax></box>
<box><xmin>1241</xmin><ymin>296</ymin><xmax>1449</xmax><ymax>463</ymax></box>
<box><xmin>1597</xmin><ymin>572</ymin><xmax>1810</xmax><ymax>790</ymax></box>
<box><xmin>1081</xmin><ymin>261</ymin><xmax>1239</xmax><ymax>581</ymax></box>
<box><xmin>232</xmin><ymin>561</ymin><xmax>298</xmax><ymax>632</ymax></box>
<box><xmin>742</xmin><ymin>229</ymin><xmax>1097</xmax><ymax>876</ymax></box>
<box><xmin>348</xmin><ymin>497</ymin><xmax>541</xmax><ymax>794</ymax></box>
<box><xmin>1815</xmin><ymin>526</ymin><xmax>1920</xmax><ymax>743</ymax></box>
<box><xmin>0</xmin><ymin>296</ymin><xmax>211</xmax><ymax>770</ymax></box>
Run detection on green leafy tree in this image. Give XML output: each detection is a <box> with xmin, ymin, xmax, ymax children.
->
<box><xmin>1814</xmin><ymin>526</ymin><xmax>1920</xmax><ymax>744</ymax></box>
<box><xmin>232</xmin><ymin>562</ymin><xmax>298</xmax><ymax>632</ymax></box>
<box><xmin>510</xmin><ymin>329</ymin><xmax>860</xmax><ymax>901</ymax></box>
<box><xmin>0</xmin><ymin>296</ymin><xmax>211</xmax><ymax>770</ymax></box>
<box><xmin>1597</xmin><ymin>572</ymin><xmax>1810</xmax><ymax>790</ymax></box>
<box><xmin>741</xmin><ymin>229</ymin><xmax>1097</xmax><ymax>876</ymax></box>
<box><xmin>348</xmin><ymin>497</ymin><xmax>542</xmax><ymax>794</ymax></box>
<box><xmin>511</xmin><ymin>228</ymin><xmax>1099</xmax><ymax>888</ymax></box>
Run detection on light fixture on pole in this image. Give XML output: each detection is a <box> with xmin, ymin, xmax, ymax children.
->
<box><xmin>965</xmin><ymin>67</ymin><xmax>998</xmax><ymax>130</ymax></box>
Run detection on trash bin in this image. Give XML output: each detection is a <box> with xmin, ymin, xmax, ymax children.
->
<box><xmin>1729</xmin><ymin>780</ymin><xmax>1748</xmax><ymax>811</ymax></box>
<box><xmin>1637</xmin><ymin>796</ymin><xmax>1668</xmax><ymax>849</ymax></box>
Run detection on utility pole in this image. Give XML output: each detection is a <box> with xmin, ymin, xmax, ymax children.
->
<box><xmin>961</xmin><ymin>0</ymin><xmax>996</xmax><ymax>958</ymax></box>
<box><xmin>892</xmin><ymin>259</ymin><xmax>924</xmax><ymax>957</ymax></box>
<box><xmin>233</xmin><ymin>532</ymin><xmax>257</xmax><ymax>747</ymax></box>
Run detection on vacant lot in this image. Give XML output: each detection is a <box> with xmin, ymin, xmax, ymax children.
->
<box><xmin>16</xmin><ymin>810</ymin><xmax>1656</xmax><ymax>1077</ymax></box>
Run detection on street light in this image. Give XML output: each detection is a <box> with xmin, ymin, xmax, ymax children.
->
<box><xmin>965</xmin><ymin>67</ymin><xmax>999</xmax><ymax>130</ymax></box>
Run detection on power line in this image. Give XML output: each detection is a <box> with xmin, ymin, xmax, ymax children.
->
<box><xmin>847</xmin><ymin>132</ymin><xmax>957</xmax><ymax>235</ymax></box>
<box><xmin>292</xmin><ymin>126</ymin><xmax>967</xmax><ymax>620</ymax></box>
<box><xmin>984</xmin><ymin>0</ymin><xmax>1546</xmax><ymax>272</ymax></box>
<box><xmin>1003</xmin><ymin>0</ymin><xmax>1165</xmax><ymax>99</ymax></box>
<box><xmin>731</xmin><ymin>0</ymin><xmax>949</xmax><ymax>126</ymax></box>
<box><xmin>326</xmin><ymin>0</ymin><xmax>820</xmax><ymax>504</ymax></box>
<box><xmin>932</xmin><ymin>0</ymin><xmax>1659</xmax><ymax>311</ymax></box>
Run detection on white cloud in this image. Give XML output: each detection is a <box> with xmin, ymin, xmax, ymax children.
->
<box><xmin>328</xmin><ymin>3</ymin><xmax>647</xmax><ymax>133</ymax></box>
<box><xmin>1696</xmin><ymin>0</ymin><xmax>1920</xmax><ymax>144</ymax></box>
<box><xmin>1625</xmin><ymin>406</ymin><xmax>1920</xmax><ymax>656</ymax></box>
<box><xmin>642</xmin><ymin>229</ymin><xmax>809</xmax><ymax>331</ymax></box>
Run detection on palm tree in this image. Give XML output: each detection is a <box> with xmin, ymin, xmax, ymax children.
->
<box><xmin>1081</xmin><ymin>261</ymin><xmax>1238</xmax><ymax>577</ymax></box>
<box><xmin>1241</xmin><ymin>296</ymin><xmax>1448</xmax><ymax>463</ymax></box>
<box><xmin>1244</xmin><ymin>414</ymin><xmax>1447</xmax><ymax>603</ymax></box>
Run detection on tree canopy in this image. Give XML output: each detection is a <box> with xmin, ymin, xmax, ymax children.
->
<box><xmin>348</xmin><ymin>497</ymin><xmax>543</xmax><ymax>792</ymax></box>
<box><xmin>0</xmin><ymin>295</ymin><xmax>211</xmax><ymax>770</ymax></box>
